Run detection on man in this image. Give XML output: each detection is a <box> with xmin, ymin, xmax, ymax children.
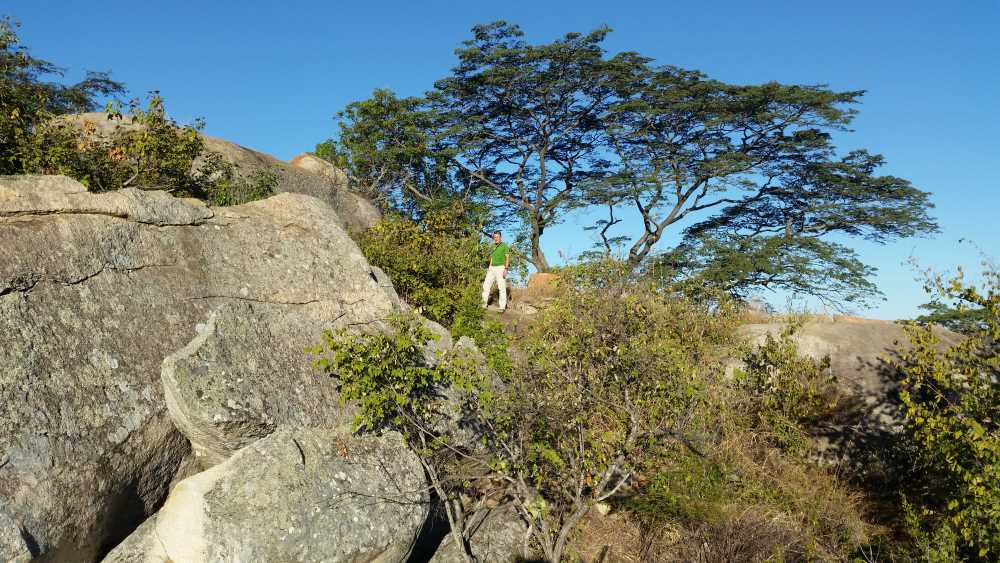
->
<box><xmin>482</xmin><ymin>231</ymin><xmax>510</xmax><ymax>312</ymax></box>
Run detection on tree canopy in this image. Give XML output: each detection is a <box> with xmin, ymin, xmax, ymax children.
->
<box><xmin>323</xmin><ymin>20</ymin><xmax>936</xmax><ymax>306</ymax></box>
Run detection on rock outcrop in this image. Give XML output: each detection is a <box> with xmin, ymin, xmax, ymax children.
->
<box><xmin>55</xmin><ymin>113</ymin><xmax>380</xmax><ymax>235</ymax></box>
<box><xmin>104</xmin><ymin>427</ymin><xmax>427</xmax><ymax>563</ymax></box>
<box><xmin>740</xmin><ymin>317</ymin><xmax>961</xmax><ymax>421</ymax></box>
<box><xmin>430</xmin><ymin>505</ymin><xmax>528</xmax><ymax>563</ymax></box>
<box><xmin>0</xmin><ymin>175</ymin><xmax>399</xmax><ymax>561</ymax></box>
<box><xmin>0</xmin><ymin>510</ymin><xmax>32</xmax><ymax>563</ymax></box>
<box><xmin>739</xmin><ymin>317</ymin><xmax>962</xmax><ymax>461</ymax></box>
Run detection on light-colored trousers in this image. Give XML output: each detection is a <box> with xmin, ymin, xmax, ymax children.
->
<box><xmin>481</xmin><ymin>265</ymin><xmax>507</xmax><ymax>309</ymax></box>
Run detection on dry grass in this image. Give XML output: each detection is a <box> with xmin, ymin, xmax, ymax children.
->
<box><xmin>570</xmin><ymin>429</ymin><xmax>875</xmax><ymax>563</ymax></box>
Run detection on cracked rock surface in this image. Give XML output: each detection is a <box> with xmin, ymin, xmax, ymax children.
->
<box><xmin>103</xmin><ymin>427</ymin><xmax>427</xmax><ymax>563</ymax></box>
<box><xmin>0</xmin><ymin>175</ymin><xmax>400</xmax><ymax>561</ymax></box>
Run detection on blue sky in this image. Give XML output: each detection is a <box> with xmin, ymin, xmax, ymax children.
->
<box><xmin>7</xmin><ymin>0</ymin><xmax>998</xmax><ymax>319</ymax></box>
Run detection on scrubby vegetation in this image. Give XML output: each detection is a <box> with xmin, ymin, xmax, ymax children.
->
<box><xmin>309</xmin><ymin>21</ymin><xmax>995</xmax><ymax>561</ymax></box>
<box><xmin>7</xmin><ymin>10</ymin><xmax>996</xmax><ymax>562</ymax></box>
<box><xmin>895</xmin><ymin>268</ymin><xmax>999</xmax><ymax>560</ymax></box>
<box><xmin>1</xmin><ymin>18</ymin><xmax>275</xmax><ymax>206</ymax></box>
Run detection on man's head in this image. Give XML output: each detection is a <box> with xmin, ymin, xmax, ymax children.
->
<box><xmin>492</xmin><ymin>231</ymin><xmax>502</xmax><ymax>243</ymax></box>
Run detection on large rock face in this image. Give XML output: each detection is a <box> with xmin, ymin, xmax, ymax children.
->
<box><xmin>741</xmin><ymin>317</ymin><xmax>961</xmax><ymax>418</ymax></box>
<box><xmin>739</xmin><ymin>317</ymin><xmax>962</xmax><ymax>460</ymax></box>
<box><xmin>104</xmin><ymin>427</ymin><xmax>427</xmax><ymax>563</ymax></box>
<box><xmin>0</xmin><ymin>175</ymin><xmax>399</xmax><ymax>561</ymax></box>
<box><xmin>55</xmin><ymin>113</ymin><xmax>380</xmax><ymax>235</ymax></box>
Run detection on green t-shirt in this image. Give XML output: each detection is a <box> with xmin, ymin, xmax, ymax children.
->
<box><xmin>490</xmin><ymin>243</ymin><xmax>509</xmax><ymax>267</ymax></box>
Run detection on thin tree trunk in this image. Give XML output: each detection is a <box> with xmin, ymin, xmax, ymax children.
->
<box><xmin>531</xmin><ymin>216</ymin><xmax>550</xmax><ymax>272</ymax></box>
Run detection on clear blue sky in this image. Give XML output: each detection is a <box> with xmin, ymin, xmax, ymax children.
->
<box><xmin>7</xmin><ymin>0</ymin><xmax>998</xmax><ymax>319</ymax></box>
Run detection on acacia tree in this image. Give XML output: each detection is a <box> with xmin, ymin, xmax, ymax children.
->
<box><xmin>427</xmin><ymin>21</ymin><xmax>646</xmax><ymax>271</ymax></box>
<box><xmin>326</xmin><ymin>22</ymin><xmax>644</xmax><ymax>270</ymax></box>
<box><xmin>327</xmin><ymin>21</ymin><xmax>936</xmax><ymax>303</ymax></box>
<box><xmin>598</xmin><ymin>68</ymin><xmax>937</xmax><ymax>303</ymax></box>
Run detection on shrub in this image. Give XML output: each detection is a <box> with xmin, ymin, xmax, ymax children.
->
<box><xmin>1</xmin><ymin>17</ymin><xmax>125</xmax><ymax>174</ymax></box>
<box><xmin>487</xmin><ymin>259</ymin><xmax>740</xmax><ymax>561</ymax></box>
<box><xmin>733</xmin><ymin>326</ymin><xmax>841</xmax><ymax>455</ymax></box>
<box><xmin>895</xmin><ymin>267</ymin><xmax>999</xmax><ymax>560</ymax></box>
<box><xmin>617</xmin><ymin>321</ymin><xmax>872</xmax><ymax>561</ymax></box>
<box><xmin>360</xmin><ymin>207</ymin><xmax>484</xmax><ymax>326</ymax></box>
<box><xmin>193</xmin><ymin>151</ymin><xmax>279</xmax><ymax>206</ymax></box>
<box><xmin>311</xmin><ymin>312</ymin><xmax>482</xmax><ymax>432</ymax></box>
<box><xmin>20</xmin><ymin>96</ymin><xmax>206</xmax><ymax>193</ymax></box>
<box><xmin>2</xmin><ymin>20</ymin><xmax>275</xmax><ymax>207</ymax></box>
<box><xmin>358</xmin><ymin>204</ymin><xmax>512</xmax><ymax>376</ymax></box>
<box><xmin>311</xmin><ymin>312</ymin><xmax>490</xmax><ymax>563</ymax></box>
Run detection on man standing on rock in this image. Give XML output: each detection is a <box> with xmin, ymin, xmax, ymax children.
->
<box><xmin>482</xmin><ymin>230</ymin><xmax>510</xmax><ymax>312</ymax></box>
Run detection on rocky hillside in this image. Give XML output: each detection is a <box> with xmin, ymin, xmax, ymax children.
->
<box><xmin>0</xmin><ymin>169</ymin><xmax>429</xmax><ymax>562</ymax></box>
<box><xmin>0</xmin><ymin>166</ymin><xmax>963</xmax><ymax>561</ymax></box>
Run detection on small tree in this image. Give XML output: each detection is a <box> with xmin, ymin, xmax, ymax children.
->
<box><xmin>1</xmin><ymin>17</ymin><xmax>125</xmax><ymax>174</ymax></box>
<box><xmin>896</xmin><ymin>266</ymin><xmax>999</xmax><ymax>560</ymax></box>
<box><xmin>312</xmin><ymin>313</ymin><xmax>497</xmax><ymax>563</ymax></box>
<box><xmin>484</xmin><ymin>260</ymin><xmax>737</xmax><ymax>561</ymax></box>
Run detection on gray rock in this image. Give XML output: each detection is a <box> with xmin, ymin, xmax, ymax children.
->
<box><xmin>0</xmin><ymin>510</ymin><xmax>32</xmax><ymax>563</ymax></box>
<box><xmin>737</xmin><ymin>318</ymin><xmax>963</xmax><ymax>463</ymax></box>
<box><xmin>103</xmin><ymin>427</ymin><xmax>428</xmax><ymax>563</ymax></box>
<box><xmin>53</xmin><ymin>113</ymin><xmax>380</xmax><ymax>235</ymax></box>
<box><xmin>430</xmin><ymin>505</ymin><xmax>527</xmax><ymax>563</ymax></box>
<box><xmin>0</xmin><ymin>176</ymin><xmax>399</xmax><ymax>561</ymax></box>
<box><xmin>161</xmin><ymin>305</ymin><xmax>357</xmax><ymax>467</ymax></box>
<box><xmin>739</xmin><ymin>318</ymin><xmax>961</xmax><ymax>416</ymax></box>
<box><xmin>288</xmin><ymin>153</ymin><xmax>381</xmax><ymax>235</ymax></box>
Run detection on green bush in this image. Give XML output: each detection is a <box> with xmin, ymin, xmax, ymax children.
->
<box><xmin>733</xmin><ymin>326</ymin><xmax>841</xmax><ymax>455</ymax></box>
<box><xmin>358</xmin><ymin>205</ymin><xmax>511</xmax><ymax>376</ymax></box>
<box><xmin>20</xmin><ymin>96</ymin><xmax>207</xmax><ymax>194</ymax></box>
<box><xmin>1</xmin><ymin>17</ymin><xmax>125</xmax><ymax>174</ymax></box>
<box><xmin>895</xmin><ymin>268</ymin><xmax>999</xmax><ymax>560</ymax></box>
<box><xmin>311</xmin><ymin>312</ymin><xmax>482</xmax><ymax>432</ymax></box>
<box><xmin>193</xmin><ymin>151</ymin><xmax>279</xmax><ymax>206</ymax></box>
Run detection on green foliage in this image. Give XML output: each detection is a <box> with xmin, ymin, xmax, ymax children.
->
<box><xmin>916</xmin><ymin>298</ymin><xmax>990</xmax><ymax>335</ymax></box>
<box><xmin>2</xmin><ymin>20</ymin><xmax>273</xmax><ymax>206</ymax></box>
<box><xmin>194</xmin><ymin>151</ymin><xmax>279</xmax><ymax>206</ymax></box>
<box><xmin>1</xmin><ymin>17</ymin><xmax>125</xmax><ymax>174</ymax></box>
<box><xmin>654</xmin><ymin>232</ymin><xmax>880</xmax><ymax>307</ymax></box>
<box><xmin>618</xmin><ymin>448</ymin><xmax>729</xmax><ymax>526</ymax></box>
<box><xmin>312</xmin><ymin>313</ymin><xmax>481</xmax><ymax>432</ymax></box>
<box><xmin>895</xmin><ymin>268</ymin><xmax>1000</xmax><ymax>560</ymax></box>
<box><xmin>327</xmin><ymin>89</ymin><xmax>461</xmax><ymax>214</ymax></box>
<box><xmin>489</xmin><ymin>259</ymin><xmax>739</xmax><ymax>561</ymax></box>
<box><xmin>734</xmin><ymin>325</ymin><xmax>840</xmax><ymax>454</ymax></box>
<box><xmin>601</xmin><ymin>69</ymin><xmax>938</xmax><ymax>282</ymax></box>
<box><xmin>358</xmin><ymin>205</ymin><xmax>512</xmax><ymax>376</ymax></box>
<box><xmin>20</xmin><ymin>95</ymin><xmax>207</xmax><ymax>194</ymax></box>
<box><xmin>360</xmin><ymin>208</ymin><xmax>483</xmax><ymax>327</ymax></box>
<box><xmin>618</xmin><ymin>326</ymin><xmax>870</xmax><ymax>561</ymax></box>
<box><xmin>328</xmin><ymin>20</ymin><xmax>935</xmax><ymax>296</ymax></box>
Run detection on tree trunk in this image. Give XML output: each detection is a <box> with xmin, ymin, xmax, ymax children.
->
<box><xmin>531</xmin><ymin>230</ymin><xmax>550</xmax><ymax>272</ymax></box>
<box><xmin>531</xmin><ymin>216</ymin><xmax>550</xmax><ymax>272</ymax></box>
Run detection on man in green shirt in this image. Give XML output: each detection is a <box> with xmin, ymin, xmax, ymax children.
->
<box><xmin>482</xmin><ymin>230</ymin><xmax>510</xmax><ymax>311</ymax></box>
